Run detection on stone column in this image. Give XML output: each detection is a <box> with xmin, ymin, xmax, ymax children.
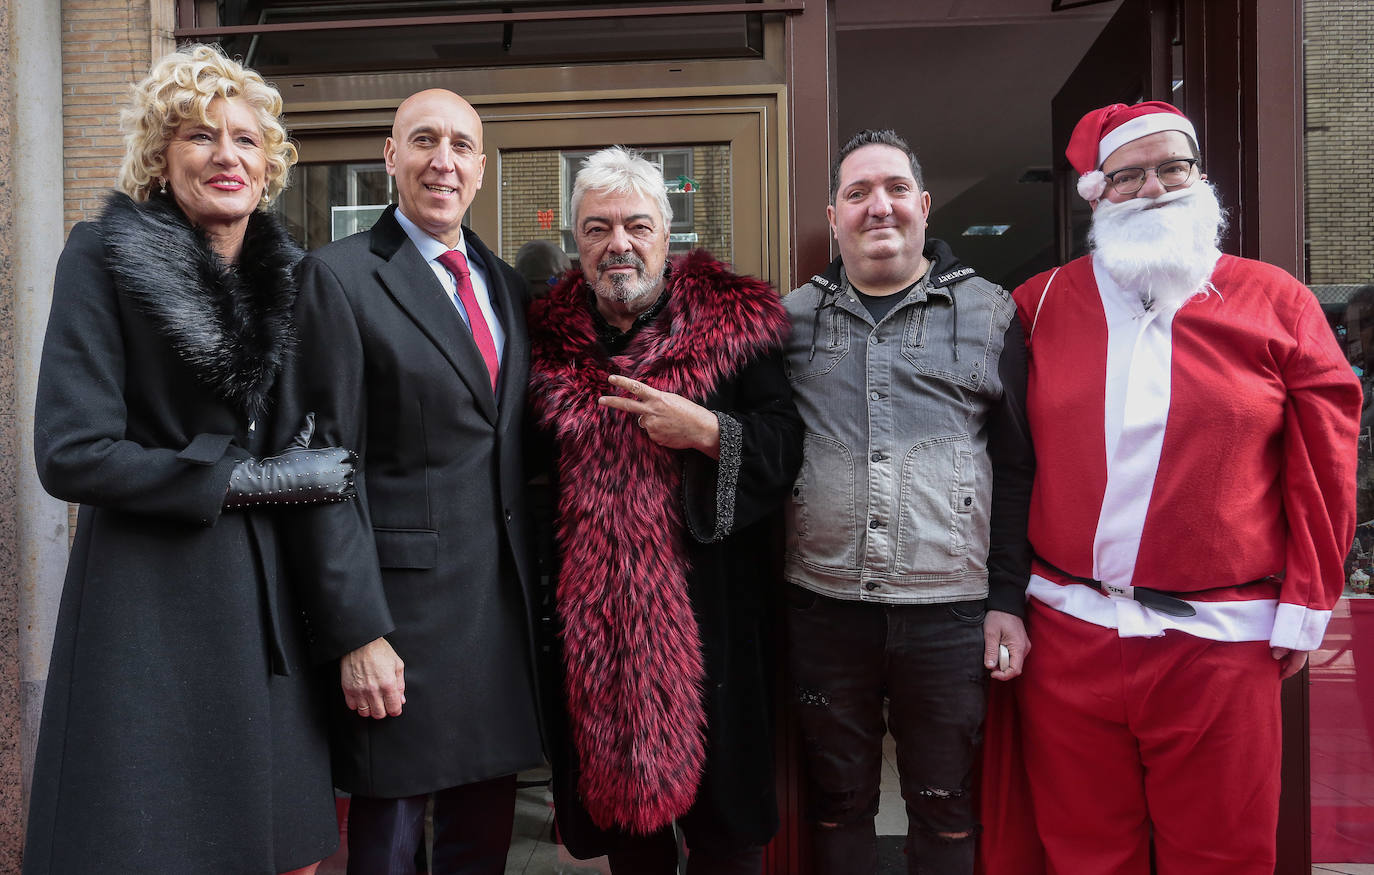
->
<box><xmin>7</xmin><ymin>0</ymin><xmax>69</xmax><ymax>864</ymax></box>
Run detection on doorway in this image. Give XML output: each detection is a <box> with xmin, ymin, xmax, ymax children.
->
<box><xmin>279</xmin><ymin>94</ymin><xmax>786</xmax><ymax>292</ymax></box>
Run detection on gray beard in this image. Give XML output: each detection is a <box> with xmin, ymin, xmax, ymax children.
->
<box><xmin>593</xmin><ymin>256</ymin><xmax>663</xmax><ymax>306</ymax></box>
<box><xmin>596</xmin><ymin>272</ymin><xmax>659</xmax><ymax>305</ymax></box>
<box><xmin>1090</xmin><ymin>181</ymin><xmax>1226</xmax><ymax>312</ymax></box>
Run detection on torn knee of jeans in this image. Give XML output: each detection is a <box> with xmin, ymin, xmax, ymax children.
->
<box><xmin>795</xmin><ymin>685</ymin><xmax>829</xmax><ymax>707</ymax></box>
<box><xmin>917</xmin><ymin>786</ymin><xmax>966</xmax><ymax>800</ymax></box>
<box><xmin>911</xmin><ymin>821</ymin><xmax>980</xmax><ymax>844</ymax></box>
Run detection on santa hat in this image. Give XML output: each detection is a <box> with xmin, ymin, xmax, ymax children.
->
<box><xmin>1067</xmin><ymin>101</ymin><xmax>1198</xmax><ymax>201</ymax></box>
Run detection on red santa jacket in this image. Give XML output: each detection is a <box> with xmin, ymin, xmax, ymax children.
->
<box><xmin>1011</xmin><ymin>254</ymin><xmax>1360</xmax><ymax>650</ymax></box>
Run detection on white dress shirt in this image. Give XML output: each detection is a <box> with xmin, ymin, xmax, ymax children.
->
<box><xmin>394</xmin><ymin>208</ymin><xmax>506</xmax><ymax>359</ymax></box>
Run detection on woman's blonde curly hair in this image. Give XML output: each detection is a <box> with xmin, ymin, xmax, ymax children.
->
<box><xmin>117</xmin><ymin>43</ymin><xmax>298</xmax><ymax>206</ymax></box>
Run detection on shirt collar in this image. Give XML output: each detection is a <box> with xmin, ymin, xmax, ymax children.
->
<box><xmin>394</xmin><ymin>207</ymin><xmax>471</xmax><ymax>265</ymax></box>
<box><xmin>589</xmin><ymin>286</ymin><xmax>671</xmax><ymax>353</ymax></box>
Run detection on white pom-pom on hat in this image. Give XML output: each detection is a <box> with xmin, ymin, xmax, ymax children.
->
<box><xmin>1077</xmin><ymin>170</ymin><xmax>1107</xmax><ymax>202</ymax></box>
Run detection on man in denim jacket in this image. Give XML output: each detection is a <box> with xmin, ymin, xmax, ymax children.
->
<box><xmin>782</xmin><ymin>129</ymin><xmax>1034</xmax><ymax>874</ymax></box>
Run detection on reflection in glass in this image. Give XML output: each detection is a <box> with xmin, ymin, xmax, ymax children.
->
<box><xmin>1307</xmin><ymin>0</ymin><xmax>1374</xmax><ymax>862</ymax></box>
<box><xmin>276</xmin><ymin>162</ymin><xmax>395</xmax><ymax>251</ymax></box>
<box><xmin>499</xmin><ymin>145</ymin><xmax>733</xmax><ymax>271</ymax></box>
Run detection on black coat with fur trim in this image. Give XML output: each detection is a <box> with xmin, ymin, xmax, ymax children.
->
<box><xmin>528</xmin><ymin>251</ymin><xmax>804</xmax><ymax>855</ymax></box>
<box><xmin>24</xmin><ymin>192</ymin><xmax>337</xmax><ymax>874</ymax></box>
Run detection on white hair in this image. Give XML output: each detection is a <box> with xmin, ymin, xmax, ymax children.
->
<box><xmin>570</xmin><ymin>146</ymin><xmax>673</xmax><ymax>227</ymax></box>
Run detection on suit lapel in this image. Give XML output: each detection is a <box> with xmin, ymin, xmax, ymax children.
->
<box><xmin>370</xmin><ymin>209</ymin><xmax>499</xmax><ymax>424</ymax></box>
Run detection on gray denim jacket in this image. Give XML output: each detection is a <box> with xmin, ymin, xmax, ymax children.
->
<box><xmin>782</xmin><ymin>240</ymin><xmax>1032</xmax><ymax>612</ymax></box>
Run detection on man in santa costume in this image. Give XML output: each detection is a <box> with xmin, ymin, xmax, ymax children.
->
<box><xmin>1010</xmin><ymin>100</ymin><xmax>1360</xmax><ymax>873</ymax></box>
<box><xmin>527</xmin><ymin>146</ymin><xmax>802</xmax><ymax>873</ymax></box>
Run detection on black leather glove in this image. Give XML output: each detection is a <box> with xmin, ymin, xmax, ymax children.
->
<box><xmin>224</xmin><ymin>413</ymin><xmax>358</xmax><ymax>509</ymax></box>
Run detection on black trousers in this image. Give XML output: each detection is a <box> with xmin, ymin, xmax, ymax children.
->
<box><xmin>345</xmin><ymin>774</ymin><xmax>517</xmax><ymax>875</ymax></box>
<box><xmin>787</xmin><ymin>587</ymin><xmax>989</xmax><ymax>875</ymax></box>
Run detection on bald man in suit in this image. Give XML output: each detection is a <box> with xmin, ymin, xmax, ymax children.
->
<box><xmin>272</xmin><ymin>89</ymin><xmax>543</xmax><ymax>875</ymax></box>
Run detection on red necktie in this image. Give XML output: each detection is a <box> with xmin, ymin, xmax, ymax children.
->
<box><xmin>436</xmin><ymin>248</ymin><xmax>499</xmax><ymax>391</ymax></box>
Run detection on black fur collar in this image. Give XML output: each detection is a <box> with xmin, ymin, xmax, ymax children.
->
<box><xmin>98</xmin><ymin>191</ymin><xmax>301</xmax><ymax>420</ymax></box>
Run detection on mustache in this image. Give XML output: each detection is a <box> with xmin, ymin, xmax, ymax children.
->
<box><xmin>598</xmin><ymin>253</ymin><xmax>646</xmax><ymax>273</ymax></box>
<box><xmin>1098</xmin><ymin>184</ymin><xmax>1200</xmax><ymax>218</ymax></box>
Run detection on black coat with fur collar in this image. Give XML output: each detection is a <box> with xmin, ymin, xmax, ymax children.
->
<box><xmin>23</xmin><ymin>192</ymin><xmax>337</xmax><ymax>873</ymax></box>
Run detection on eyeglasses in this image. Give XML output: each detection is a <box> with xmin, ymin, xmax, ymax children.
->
<box><xmin>1103</xmin><ymin>158</ymin><xmax>1200</xmax><ymax>195</ymax></box>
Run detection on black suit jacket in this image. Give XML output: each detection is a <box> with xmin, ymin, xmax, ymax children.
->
<box><xmin>273</xmin><ymin>206</ymin><xmax>543</xmax><ymax>797</ymax></box>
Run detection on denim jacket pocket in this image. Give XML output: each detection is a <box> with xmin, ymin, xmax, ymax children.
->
<box><xmin>786</xmin><ymin>431</ymin><xmax>857</xmax><ymax>569</ymax></box>
<box><xmin>787</xmin><ymin>304</ymin><xmax>852</xmax><ymax>383</ymax></box>
<box><xmin>899</xmin><ymin>299</ymin><xmax>999</xmax><ymax>393</ymax></box>
<box><xmin>896</xmin><ymin>436</ymin><xmax>973</xmax><ymax>573</ymax></box>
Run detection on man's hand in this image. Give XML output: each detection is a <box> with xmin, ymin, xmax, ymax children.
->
<box><xmin>599</xmin><ymin>374</ymin><xmax>721</xmax><ymax>458</ymax></box>
<box><xmin>342</xmin><ymin>637</ymin><xmax>406</xmax><ymax>719</ymax></box>
<box><xmin>1271</xmin><ymin>646</ymin><xmax>1309</xmax><ymax>680</ymax></box>
<box><xmin>984</xmin><ymin>610</ymin><xmax>1030</xmax><ymax>681</ymax></box>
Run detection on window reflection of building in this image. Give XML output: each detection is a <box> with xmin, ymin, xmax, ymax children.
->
<box><xmin>497</xmin><ymin>146</ymin><xmax>733</xmax><ymax>266</ymax></box>
<box><xmin>1345</xmin><ymin>287</ymin><xmax>1374</xmax><ymax>528</ymax></box>
<box><xmin>276</xmin><ymin>162</ymin><xmax>394</xmax><ymax>251</ymax></box>
<box><xmin>1307</xmin><ymin>0</ymin><xmax>1374</xmax><ymax>860</ymax></box>
<box><xmin>274</xmin><ymin>146</ymin><xmax>735</xmax><ymax>270</ymax></box>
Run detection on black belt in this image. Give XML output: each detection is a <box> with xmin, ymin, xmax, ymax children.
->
<box><xmin>1034</xmin><ymin>556</ymin><xmax>1197</xmax><ymax>618</ymax></box>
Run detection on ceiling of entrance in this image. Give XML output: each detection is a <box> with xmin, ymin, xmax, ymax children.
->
<box><xmin>833</xmin><ymin>0</ymin><xmax>1123</xmax><ymax>287</ymax></box>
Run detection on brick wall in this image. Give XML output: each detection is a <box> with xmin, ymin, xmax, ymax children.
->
<box><xmin>691</xmin><ymin>144</ymin><xmax>732</xmax><ymax>263</ymax></box>
<box><xmin>61</xmin><ymin>1</ymin><xmax>154</xmax><ymax>536</ymax></box>
<box><xmin>500</xmin><ymin>150</ymin><xmax>563</xmax><ymax>259</ymax></box>
<box><xmin>1304</xmin><ymin>0</ymin><xmax>1374</xmax><ymax>288</ymax></box>
<box><xmin>62</xmin><ymin>0</ymin><xmax>152</xmax><ymax>232</ymax></box>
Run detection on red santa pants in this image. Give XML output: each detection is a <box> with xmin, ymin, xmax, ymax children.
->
<box><xmin>1017</xmin><ymin>599</ymin><xmax>1281</xmax><ymax>875</ymax></box>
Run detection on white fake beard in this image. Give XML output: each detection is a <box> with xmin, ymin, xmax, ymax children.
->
<box><xmin>1090</xmin><ymin>181</ymin><xmax>1226</xmax><ymax>312</ymax></box>
<box><xmin>593</xmin><ymin>253</ymin><xmax>661</xmax><ymax>306</ymax></box>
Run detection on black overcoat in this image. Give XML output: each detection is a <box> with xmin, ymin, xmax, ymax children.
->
<box><xmin>23</xmin><ymin>193</ymin><xmax>336</xmax><ymax>874</ymax></box>
<box><xmin>269</xmin><ymin>206</ymin><xmax>543</xmax><ymax>797</ymax></box>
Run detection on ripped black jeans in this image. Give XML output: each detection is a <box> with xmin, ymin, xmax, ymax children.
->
<box><xmin>786</xmin><ymin>586</ymin><xmax>988</xmax><ymax>875</ymax></box>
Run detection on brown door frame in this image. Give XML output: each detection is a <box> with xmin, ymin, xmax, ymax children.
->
<box><xmin>1182</xmin><ymin>3</ymin><xmax>1308</xmax><ymax>871</ymax></box>
<box><xmin>772</xmin><ymin>6</ymin><xmax>835</xmax><ymax>874</ymax></box>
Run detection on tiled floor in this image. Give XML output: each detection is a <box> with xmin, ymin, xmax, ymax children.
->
<box><xmin>503</xmin><ymin>766</ymin><xmax>613</xmax><ymax>874</ymax></box>
<box><xmin>324</xmin><ymin>736</ymin><xmax>1374</xmax><ymax>874</ymax></box>
<box><xmin>322</xmin><ymin>734</ymin><xmax>910</xmax><ymax>873</ymax></box>
<box><xmin>501</xmin><ymin>734</ymin><xmax>910</xmax><ymax>874</ymax></box>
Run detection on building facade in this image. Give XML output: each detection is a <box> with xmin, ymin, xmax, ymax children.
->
<box><xmin>2</xmin><ymin>0</ymin><xmax>1369</xmax><ymax>871</ymax></box>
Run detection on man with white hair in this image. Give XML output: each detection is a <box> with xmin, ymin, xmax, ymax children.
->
<box><xmin>1011</xmin><ymin>100</ymin><xmax>1360</xmax><ymax>873</ymax></box>
<box><xmin>527</xmin><ymin>146</ymin><xmax>802</xmax><ymax>873</ymax></box>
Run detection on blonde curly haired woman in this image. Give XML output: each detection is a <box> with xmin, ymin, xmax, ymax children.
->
<box><xmin>24</xmin><ymin>44</ymin><xmax>352</xmax><ymax>874</ymax></box>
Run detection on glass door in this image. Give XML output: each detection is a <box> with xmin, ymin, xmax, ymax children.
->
<box><xmin>474</xmin><ymin>96</ymin><xmax>779</xmax><ymax>288</ymax></box>
<box><xmin>279</xmin><ymin>95</ymin><xmax>783</xmax><ymax>290</ymax></box>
